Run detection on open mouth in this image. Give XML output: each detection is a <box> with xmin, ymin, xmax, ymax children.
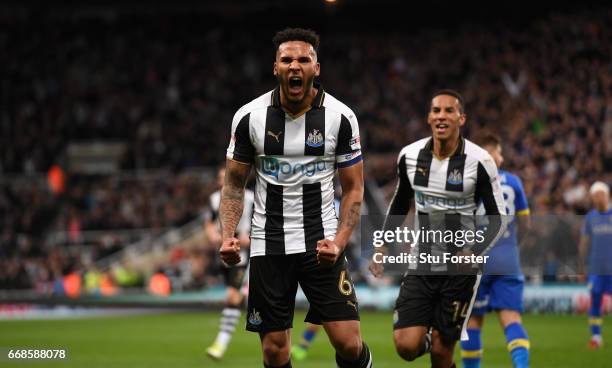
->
<box><xmin>288</xmin><ymin>77</ymin><xmax>303</xmax><ymax>93</ymax></box>
<box><xmin>435</xmin><ymin>123</ymin><xmax>449</xmax><ymax>133</ymax></box>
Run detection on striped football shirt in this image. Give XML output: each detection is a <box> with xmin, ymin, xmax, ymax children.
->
<box><xmin>226</xmin><ymin>84</ymin><xmax>362</xmax><ymax>257</ymax></box>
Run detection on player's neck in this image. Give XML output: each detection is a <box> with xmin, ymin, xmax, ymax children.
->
<box><xmin>596</xmin><ymin>204</ymin><xmax>609</xmax><ymax>213</ymax></box>
<box><xmin>280</xmin><ymin>86</ymin><xmax>317</xmax><ymax>118</ymax></box>
<box><xmin>432</xmin><ymin>135</ymin><xmax>461</xmax><ymax>160</ymax></box>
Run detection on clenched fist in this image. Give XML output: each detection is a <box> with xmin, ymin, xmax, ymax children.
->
<box><xmin>220</xmin><ymin>237</ymin><xmax>241</xmax><ymax>266</ymax></box>
<box><xmin>316</xmin><ymin>239</ymin><xmax>342</xmax><ymax>267</ymax></box>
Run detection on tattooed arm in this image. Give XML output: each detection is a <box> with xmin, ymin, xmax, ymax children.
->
<box><xmin>335</xmin><ymin>160</ymin><xmax>364</xmax><ymax>249</ymax></box>
<box><xmin>219</xmin><ymin>159</ymin><xmax>251</xmax><ymax>265</ymax></box>
<box><xmin>316</xmin><ymin>161</ymin><xmax>364</xmax><ymax>266</ymax></box>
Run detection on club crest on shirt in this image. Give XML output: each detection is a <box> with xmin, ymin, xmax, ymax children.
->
<box><xmin>447</xmin><ymin>169</ymin><xmax>463</xmax><ymax>185</ymax></box>
<box><xmin>306</xmin><ymin>129</ymin><xmax>324</xmax><ymax>148</ymax></box>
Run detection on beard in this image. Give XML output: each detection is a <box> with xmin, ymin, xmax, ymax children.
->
<box><xmin>278</xmin><ymin>73</ymin><xmax>316</xmax><ymax>105</ymax></box>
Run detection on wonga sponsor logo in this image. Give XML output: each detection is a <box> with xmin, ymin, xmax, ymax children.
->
<box><xmin>415</xmin><ymin>191</ymin><xmax>467</xmax><ymax>208</ymax></box>
<box><xmin>260</xmin><ymin>157</ymin><xmax>327</xmax><ymax>179</ymax></box>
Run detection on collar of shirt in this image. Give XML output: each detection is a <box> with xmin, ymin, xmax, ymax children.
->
<box><xmin>425</xmin><ymin>136</ymin><xmax>465</xmax><ymax>160</ymax></box>
<box><xmin>270</xmin><ymin>82</ymin><xmax>326</xmax><ymax>111</ymax></box>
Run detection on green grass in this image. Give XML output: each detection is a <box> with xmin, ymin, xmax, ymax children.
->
<box><xmin>0</xmin><ymin>312</ymin><xmax>609</xmax><ymax>367</ymax></box>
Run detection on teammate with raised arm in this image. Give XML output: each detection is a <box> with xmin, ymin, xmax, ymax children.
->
<box><xmin>220</xmin><ymin>28</ymin><xmax>372</xmax><ymax>368</ymax></box>
<box><xmin>370</xmin><ymin>90</ymin><xmax>506</xmax><ymax>368</ymax></box>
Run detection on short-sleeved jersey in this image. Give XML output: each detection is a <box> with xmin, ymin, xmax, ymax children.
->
<box><xmin>390</xmin><ymin>137</ymin><xmax>506</xmax><ymax>272</ymax></box>
<box><xmin>226</xmin><ymin>84</ymin><xmax>362</xmax><ymax>257</ymax></box>
<box><xmin>582</xmin><ymin>208</ymin><xmax>612</xmax><ymax>274</ymax></box>
<box><xmin>396</xmin><ymin>137</ymin><xmax>505</xmax><ymax>216</ymax></box>
<box><xmin>498</xmin><ymin>170</ymin><xmax>530</xmax><ymax>218</ymax></box>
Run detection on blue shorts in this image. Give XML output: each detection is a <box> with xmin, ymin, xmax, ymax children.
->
<box><xmin>588</xmin><ymin>275</ymin><xmax>612</xmax><ymax>295</ymax></box>
<box><xmin>472</xmin><ymin>275</ymin><xmax>524</xmax><ymax>315</ymax></box>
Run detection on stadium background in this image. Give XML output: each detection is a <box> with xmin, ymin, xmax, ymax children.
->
<box><xmin>1</xmin><ymin>0</ymin><xmax>611</xmax><ymax>366</ymax></box>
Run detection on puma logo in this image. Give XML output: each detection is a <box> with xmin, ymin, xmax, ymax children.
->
<box><xmin>417</xmin><ymin>167</ymin><xmax>428</xmax><ymax>176</ymax></box>
<box><xmin>346</xmin><ymin>300</ymin><xmax>357</xmax><ymax>311</ymax></box>
<box><xmin>267</xmin><ymin>130</ymin><xmax>282</xmax><ymax>143</ymax></box>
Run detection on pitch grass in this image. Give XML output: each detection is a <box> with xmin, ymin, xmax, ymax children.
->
<box><xmin>0</xmin><ymin>311</ymin><xmax>609</xmax><ymax>367</ymax></box>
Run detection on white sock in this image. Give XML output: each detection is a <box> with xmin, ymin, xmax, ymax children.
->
<box><xmin>215</xmin><ymin>331</ymin><xmax>232</xmax><ymax>347</ymax></box>
<box><xmin>214</xmin><ymin>307</ymin><xmax>241</xmax><ymax>348</ymax></box>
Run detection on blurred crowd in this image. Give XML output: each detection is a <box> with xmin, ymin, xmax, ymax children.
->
<box><xmin>1</xmin><ymin>8</ymin><xmax>611</xmax><ymax>292</ymax></box>
<box><xmin>0</xmin><ymin>173</ymin><xmax>214</xmax><ymax>290</ymax></box>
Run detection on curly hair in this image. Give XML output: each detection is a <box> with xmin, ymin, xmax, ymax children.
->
<box><xmin>272</xmin><ymin>28</ymin><xmax>320</xmax><ymax>53</ymax></box>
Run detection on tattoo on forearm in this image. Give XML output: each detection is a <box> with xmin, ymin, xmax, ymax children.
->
<box><xmin>219</xmin><ymin>170</ymin><xmax>247</xmax><ymax>240</ymax></box>
<box><xmin>338</xmin><ymin>201</ymin><xmax>361</xmax><ymax>231</ymax></box>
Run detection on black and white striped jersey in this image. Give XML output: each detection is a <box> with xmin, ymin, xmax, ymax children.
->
<box><xmin>395</xmin><ymin>137</ymin><xmax>505</xmax><ymax>216</ymax></box>
<box><xmin>226</xmin><ymin>84</ymin><xmax>362</xmax><ymax>257</ymax></box>
<box><xmin>385</xmin><ymin>136</ymin><xmax>506</xmax><ymax>272</ymax></box>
